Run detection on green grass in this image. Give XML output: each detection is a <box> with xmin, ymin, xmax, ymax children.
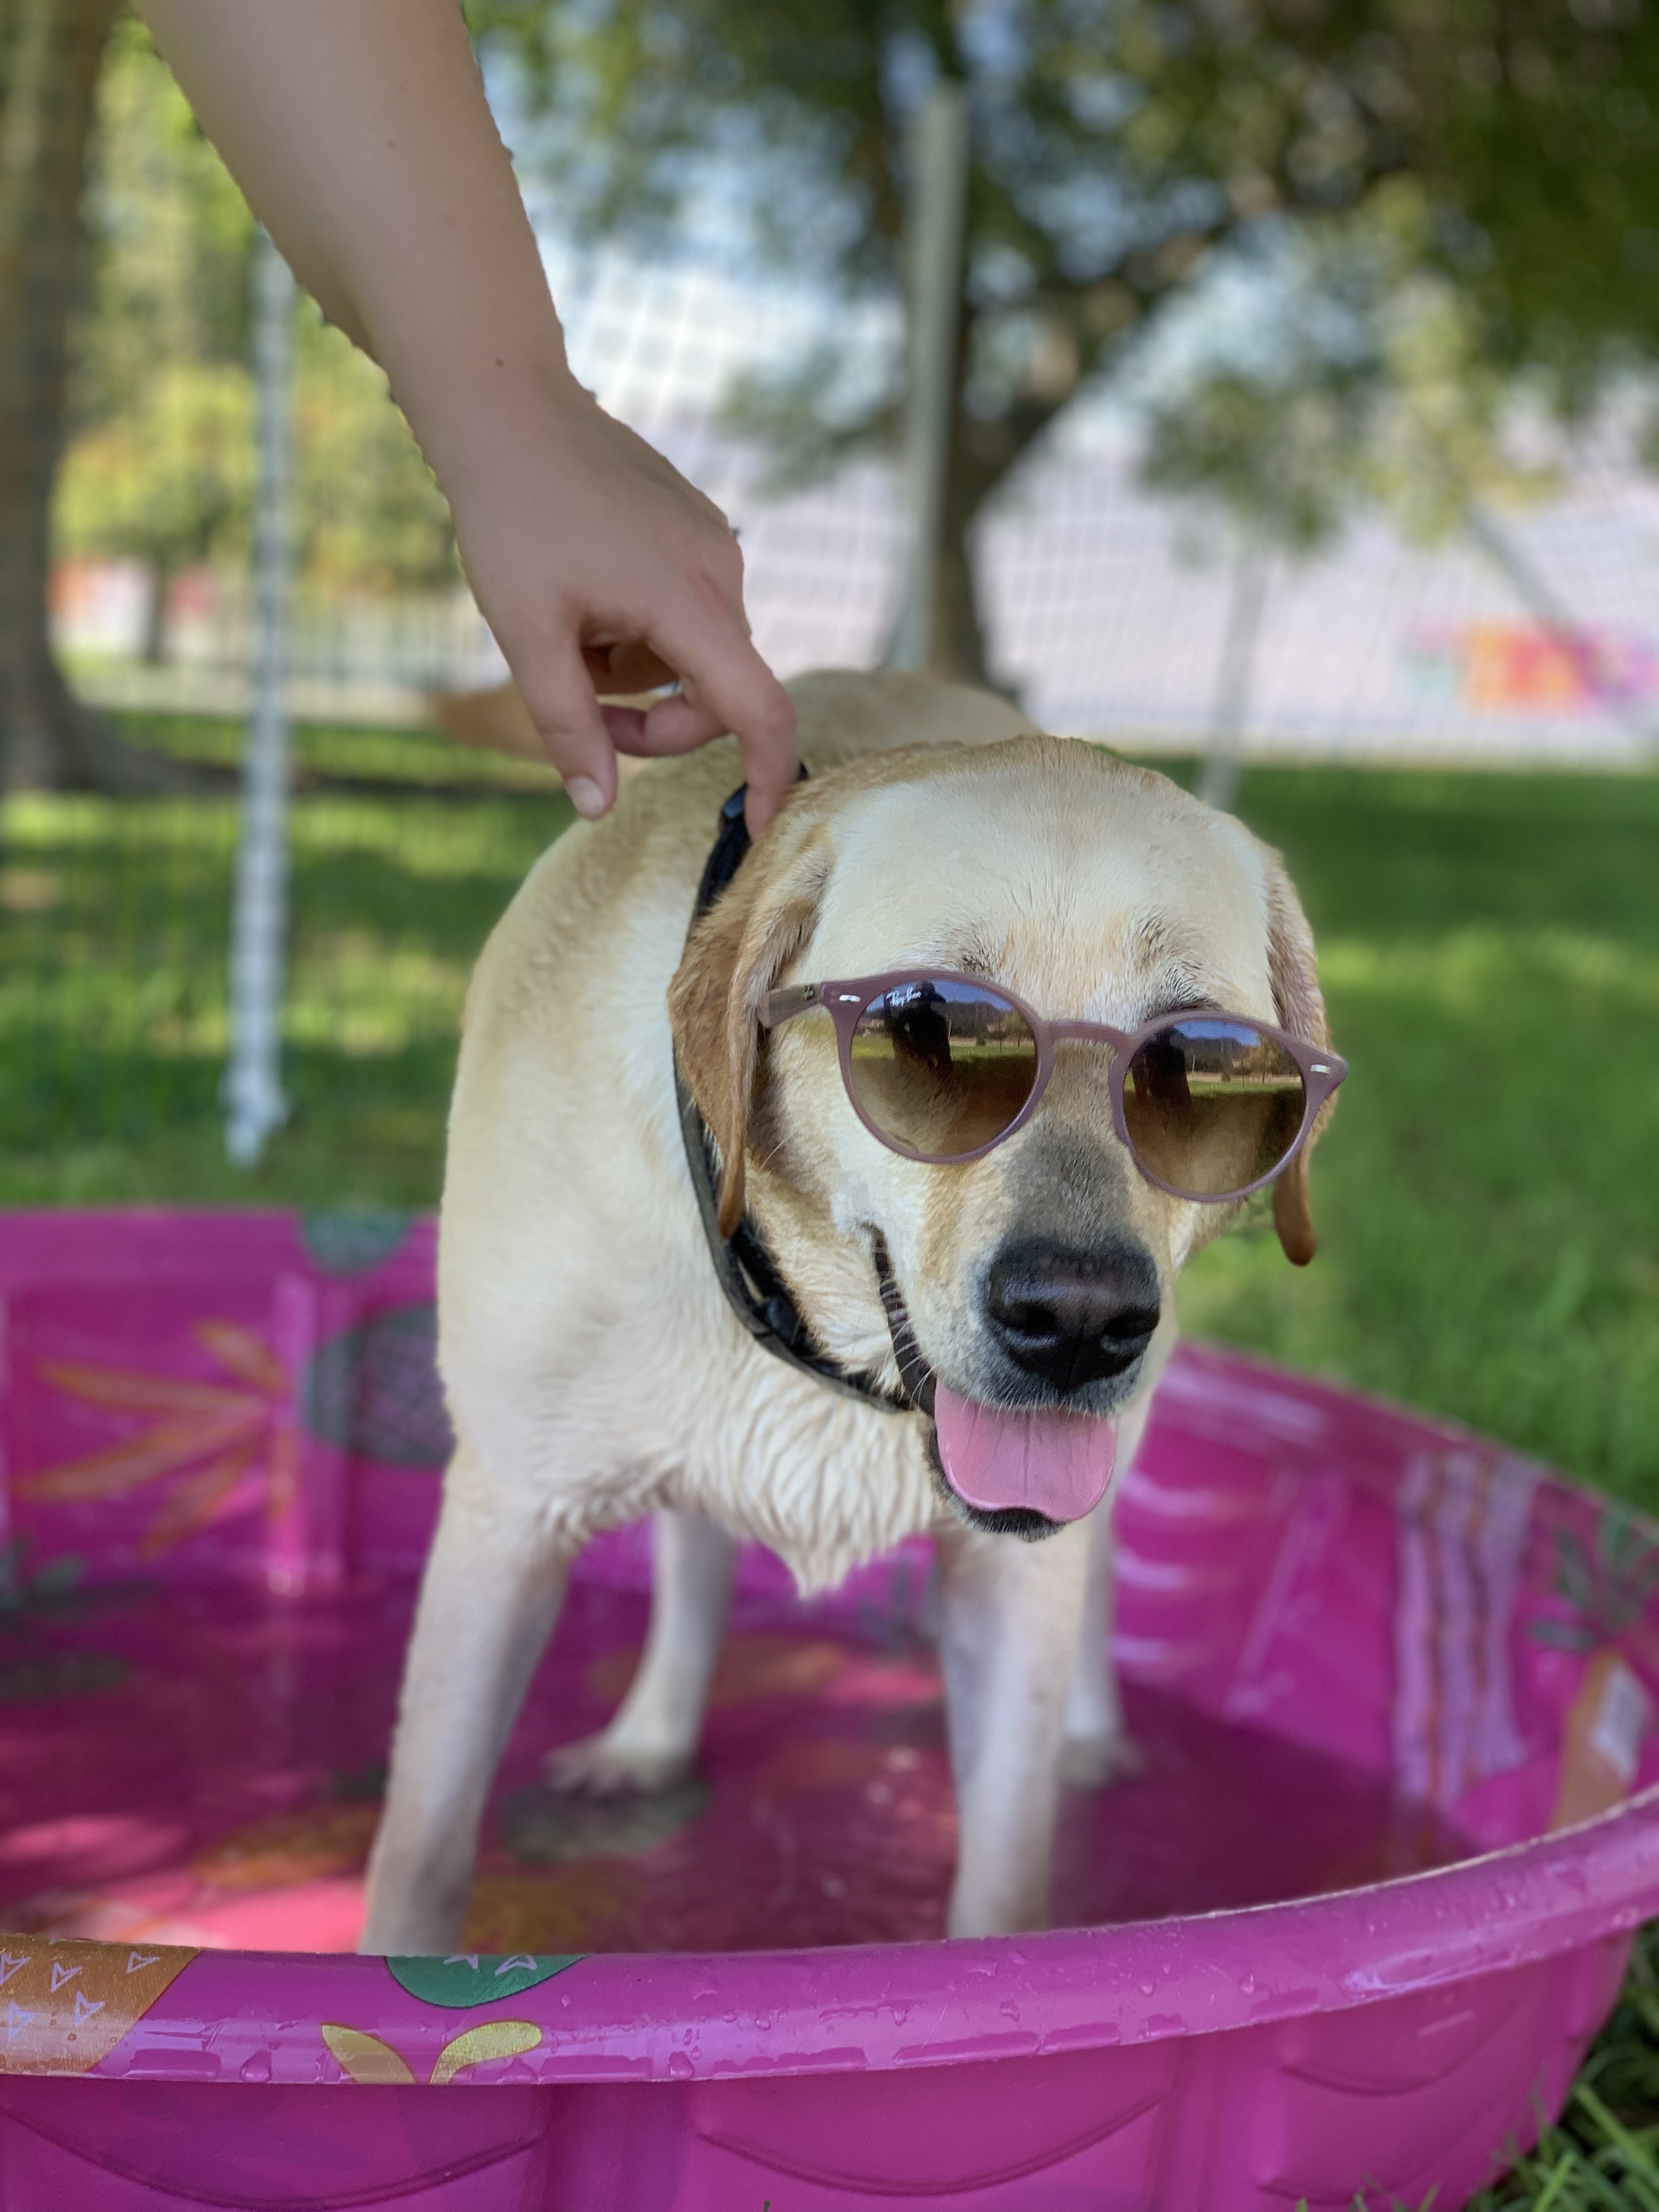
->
<box><xmin>1169</xmin><ymin>760</ymin><xmax>1659</xmax><ymax>1516</ymax></box>
<box><xmin>0</xmin><ymin>720</ymin><xmax>573</xmax><ymax>1207</ymax></box>
<box><xmin>107</xmin><ymin>706</ymin><xmax>567</xmax><ymax>792</ymax></box>
<box><xmin>3</xmin><ymin>719</ymin><xmax>1659</xmax><ymax>2207</ymax></box>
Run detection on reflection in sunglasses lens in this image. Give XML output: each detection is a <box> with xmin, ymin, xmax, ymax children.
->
<box><xmin>847</xmin><ymin>980</ymin><xmax>1038</xmax><ymax>1159</ymax></box>
<box><xmin>1123</xmin><ymin>1019</ymin><xmax>1305</xmax><ymax>1197</ymax></box>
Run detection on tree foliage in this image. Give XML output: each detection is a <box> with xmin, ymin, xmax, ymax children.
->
<box><xmin>293</xmin><ymin>323</ymin><xmax>458</xmax><ymax>597</ymax></box>
<box><xmin>1138</xmin><ymin>195</ymin><xmax>1561</xmax><ymax>562</ymax></box>
<box><xmin>56</xmin><ymin>361</ymin><xmax>252</xmax><ymax>657</ymax></box>
<box><xmin>69</xmin><ymin>9</ymin><xmax>254</xmax><ymax>435</ymax></box>
<box><xmin>55</xmin><ymin>13</ymin><xmax>457</xmax><ymax>656</ymax></box>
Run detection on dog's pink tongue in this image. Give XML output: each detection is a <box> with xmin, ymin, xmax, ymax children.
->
<box><xmin>933</xmin><ymin>1384</ymin><xmax>1116</xmax><ymax>1523</ymax></box>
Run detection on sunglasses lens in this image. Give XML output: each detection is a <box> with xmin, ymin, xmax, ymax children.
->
<box><xmin>848</xmin><ymin>980</ymin><xmax>1039</xmax><ymax>1159</ymax></box>
<box><xmin>1123</xmin><ymin>1019</ymin><xmax>1306</xmax><ymax>1198</ymax></box>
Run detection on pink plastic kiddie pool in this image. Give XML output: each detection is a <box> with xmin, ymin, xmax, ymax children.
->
<box><xmin>0</xmin><ymin>1209</ymin><xmax>1656</xmax><ymax>2211</ymax></box>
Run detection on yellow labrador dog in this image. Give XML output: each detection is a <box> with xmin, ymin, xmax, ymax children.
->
<box><xmin>361</xmin><ymin>670</ymin><xmax>1341</xmax><ymax>1954</ymax></box>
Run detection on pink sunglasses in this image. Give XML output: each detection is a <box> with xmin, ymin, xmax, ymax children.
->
<box><xmin>760</xmin><ymin>969</ymin><xmax>1346</xmax><ymax>1204</ymax></box>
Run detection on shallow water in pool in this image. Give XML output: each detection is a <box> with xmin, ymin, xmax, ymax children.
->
<box><xmin>0</xmin><ymin>1575</ymin><xmax>1469</xmax><ymax>1956</ymax></box>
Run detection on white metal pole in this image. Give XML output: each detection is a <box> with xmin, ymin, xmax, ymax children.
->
<box><xmin>1198</xmin><ymin>532</ymin><xmax>1270</xmax><ymax>813</ymax></box>
<box><xmin>887</xmin><ymin>78</ymin><xmax>970</xmax><ymax>675</ymax></box>
<box><xmin>225</xmin><ymin>229</ymin><xmax>296</xmax><ymax>1166</ymax></box>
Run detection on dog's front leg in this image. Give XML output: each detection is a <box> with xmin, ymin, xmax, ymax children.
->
<box><xmin>361</xmin><ymin>1449</ymin><xmax>567</xmax><ymax>1955</ymax></box>
<box><xmin>1060</xmin><ymin>1503</ymin><xmax>1139</xmax><ymax>1783</ymax></box>
<box><xmin>545</xmin><ymin>1509</ymin><xmax>735</xmax><ymax>1796</ymax></box>
<box><xmin>937</xmin><ymin>1514</ymin><xmax>1094</xmax><ymax>1939</ymax></box>
<box><xmin>1062</xmin><ymin>1390</ymin><xmax>1156</xmax><ymax>1784</ymax></box>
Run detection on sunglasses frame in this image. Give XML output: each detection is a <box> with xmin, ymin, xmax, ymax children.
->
<box><xmin>759</xmin><ymin>968</ymin><xmax>1348</xmax><ymax>1204</ymax></box>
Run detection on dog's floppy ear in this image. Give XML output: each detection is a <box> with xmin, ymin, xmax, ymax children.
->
<box><xmin>1259</xmin><ymin>846</ymin><xmax>1331</xmax><ymax>1269</ymax></box>
<box><xmin>669</xmin><ymin>801</ymin><xmax>830</xmax><ymax>1238</ymax></box>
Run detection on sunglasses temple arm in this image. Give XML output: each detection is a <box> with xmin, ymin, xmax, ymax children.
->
<box><xmin>758</xmin><ymin>984</ymin><xmax>820</xmax><ymax>1030</ymax></box>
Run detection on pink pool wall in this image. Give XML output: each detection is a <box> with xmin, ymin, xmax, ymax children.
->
<box><xmin>0</xmin><ymin>1207</ymin><xmax>1656</xmax><ymax>2212</ymax></box>
<box><xmin>0</xmin><ymin>1210</ymin><xmax>451</xmax><ymax>1591</ymax></box>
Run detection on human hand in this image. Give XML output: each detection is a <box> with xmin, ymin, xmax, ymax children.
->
<box><xmin>133</xmin><ymin>0</ymin><xmax>796</xmax><ymax>830</ymax></box>
<box><xmin>439</xmin><ymin>370</ymin><xmax>797</xmax><ymax>835</ymax></box>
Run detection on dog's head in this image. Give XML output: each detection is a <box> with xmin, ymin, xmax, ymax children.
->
<box><xmin>670</xmin><ymin>737</ymin><xmax>1332</xmax><ymax>1538</ymax></box>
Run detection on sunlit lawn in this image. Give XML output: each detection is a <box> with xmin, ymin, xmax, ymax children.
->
<box><xmin>1175</xmin><ymin>759</ymin><xmax>1659</xmax><ymax>1515</ymax></box>
<box><xmin>3</xmin><ymin>717</ymin><xmax>1659</xmax><ymax>2207</ymax></box>
<box><xmin>0</xmin><ymin>733</ymin><xmax>573</xmax><ymax>1209</ymax></box>
<box><xmin>91</xmin><ymin>703</ymin><xmax>567</xmax><ymax>792</ymax></box>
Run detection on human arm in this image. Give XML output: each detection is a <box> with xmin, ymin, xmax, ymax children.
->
<box><xmin>135</xmin><ymin>0</ymin><xmax>797</xmax><ymax>827</ymax></box>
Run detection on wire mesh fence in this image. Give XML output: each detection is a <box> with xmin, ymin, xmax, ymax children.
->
<box><xmin>49</xmin><ymin>245</ymin><xmax>1659</xmax><ymax>765</ymax></box>
<box><xmin>0</xmin><ymin>776</ymin><xmax>572</xmax><ymax>1205</ymax></box>
<box><xmin>1</xmin><ymin>794</ymin><xmax>238</xmax><ymax>1180</ymax></box>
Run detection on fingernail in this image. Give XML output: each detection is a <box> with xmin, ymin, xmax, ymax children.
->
<box><xmin>567</xmin><ymin>776</ymin><xmax>605</xmax><ymax>817</ymax></box>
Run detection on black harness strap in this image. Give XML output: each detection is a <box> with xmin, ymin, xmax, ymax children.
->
<box><xmin>674</xmin><ymin>784</ymin><xmax>907</xmax><ymax>1413</ymax></box>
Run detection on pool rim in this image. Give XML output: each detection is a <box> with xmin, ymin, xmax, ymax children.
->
<box><xmin>52</xmin><ymin>1780</ymin><xmax>1656</xmax><ymax>2087</ymax></box>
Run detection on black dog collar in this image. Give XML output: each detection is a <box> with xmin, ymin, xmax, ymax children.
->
<box><xmin>674</xmin><ymin>783</ymin><xmax>907</xmax><ymax>1414</ymax></box>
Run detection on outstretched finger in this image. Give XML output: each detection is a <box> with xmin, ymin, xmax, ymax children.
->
<box><xmin>514</xmin><ymin>637</ymin><xmax>621</xmax><ymax>818</ymax></box>
<box><xmin>651</xmin><ymin>620</ymin><xmax>797</xmax><ymax>834</ymax></box>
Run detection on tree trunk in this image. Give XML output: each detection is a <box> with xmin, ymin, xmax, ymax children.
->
<box><xmin>886</xmin><ymin>287</ymin><xmax>998</xmax><ymax>690</ymax></box>
<box><xmin>141</xmin><ymin>559</ymin><xmax>170</xmax><ymax>666</ymax></box>
<box><xmin>885</xmin><ymin>437</ymin><xmax>1005</xmax><ymax>691</ymax></box>
<box><xmin>928</xmin><ymin>437</ymin><xmax>991</xmax><ymax>688</ymax></box>
<box><xmin>0</xmin><ymin>0</ymin><xmax>119</xmax><ymax>792</ymax></box>
<box><xmin>896</xmin><ymin>301</ymin><xmax>1078</xmax><ymax>696</ymax></box>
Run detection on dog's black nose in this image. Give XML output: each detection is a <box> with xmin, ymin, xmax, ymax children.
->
<box><xmin>983</xmin><ymin>1238</ymin><xmax>1161</xmax><ymax>1394</ymax></box>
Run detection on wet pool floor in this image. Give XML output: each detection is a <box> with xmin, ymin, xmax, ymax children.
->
<box><xmin>0</xmin><ymin>1574</ymin><xmax>1468</xmax><ymax>1956</ymax></box>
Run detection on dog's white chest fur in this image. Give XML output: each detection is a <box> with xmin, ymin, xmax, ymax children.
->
<box><xmin>669</xmin><ymin>1351</ymin><xmax>940</xmax><ymax>1593</ymax></box>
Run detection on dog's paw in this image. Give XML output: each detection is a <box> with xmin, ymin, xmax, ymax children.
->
<box><xmin>1060</xmin><ymin>1729</ymin><xmax>1145</xmax><ymax>1789</ymax></box>
<box><xmin>542</xmin><ymin>1734</ymin><xmax>694</xmax><ymax>1799</ymax></box>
